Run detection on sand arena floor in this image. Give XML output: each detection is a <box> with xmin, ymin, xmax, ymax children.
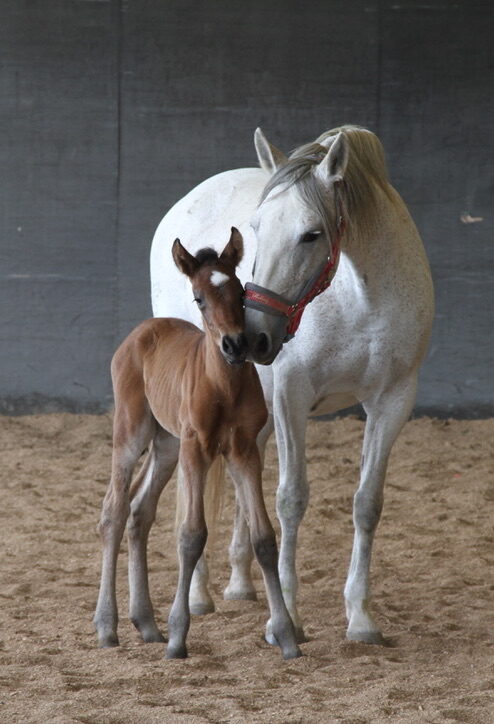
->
<box><xmin>1</xmin><ymin>413</ymin><xmax>494</xmax><ymax>723</ymax></box>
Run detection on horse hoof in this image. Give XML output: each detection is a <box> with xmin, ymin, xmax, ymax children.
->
<box><xmin>189</xmin><ymin>601</ymin><xmax>215</xmax><ymax>616</ymax></box>
<box><xmin>346</xmin><ymin>629</ymin><xmax>386</xmax><ymax>646</ymax></box>
<box><xmin>223</xmin><ymin>587</ymin><xmax>257</xmax><ymax>602</ymax></box>
<box><xmin>98</xmin><ymin>634</ymin><xmax>119</xmax><ymax>648</ymax></box>
<box><xmin>166</xmin><ymin>644</ymin><xmax>188</xmax><ymax>659</ymax></box>
<box><xmin>283</xmin><ymin>645</ymin><xmax>303</xmax><ymax>660</ymax></box>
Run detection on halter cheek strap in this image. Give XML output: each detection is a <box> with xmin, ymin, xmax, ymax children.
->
<box><xmin>244</xmin><ymin>216</ymin><xmax>346</xmax><ymax>343</ymax></box>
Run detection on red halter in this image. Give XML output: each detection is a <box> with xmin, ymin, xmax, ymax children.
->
<box><xmin>244</xmin><ymin>215</ymin><xmax>346</xmax><ymax>341</ymax></box>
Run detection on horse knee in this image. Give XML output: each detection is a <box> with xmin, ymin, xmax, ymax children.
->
<box><xmin>276</xmin><ymin>484</ymin><xmax>309</xmax><ymax>525</ymax></box>
<box><xmin>253</xmin><ymin>533</ymin><xmax>278</xmax><ymax>569</ymax></box>
<box><xmin>353</xmin><ymin>489</ymin><xmax>383</xmax><ymax>533</ymax></box>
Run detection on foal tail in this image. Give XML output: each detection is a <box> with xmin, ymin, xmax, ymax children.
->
<box><xmin>175</xmin><ymin>455</ymin><xmax>225</xmax><ymax>548</ymax></box>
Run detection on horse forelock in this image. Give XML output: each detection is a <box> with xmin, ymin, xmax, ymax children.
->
<box><xmin>259</xmin><ymin>125</ymin><xmax>397</xmax><ymax>237</ymax></box>
<box><xmin>194</xmin><ymin>247</ymin><xmax>219</xmax><ymax>266</ymax></box>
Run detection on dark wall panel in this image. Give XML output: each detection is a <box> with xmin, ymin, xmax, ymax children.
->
<box><xmin>0</xmin><ymin>1</ymin><xmax>118</xmax><ymax>412</ymax></box>
<box><xmin>0</xmin><ymin>1</ymin><xmax>492</xmax><ymax>414</ymax></box>
<box><xmin>379</xmin><ymin>1</ymin><xmax>494</xmax><ymax>414</ymax></box>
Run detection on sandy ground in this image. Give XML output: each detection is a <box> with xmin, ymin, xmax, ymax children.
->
<box><xmin>1</xmin><ymin>413</ymin><xmax>494</xmax><ymax>723</ymax></box>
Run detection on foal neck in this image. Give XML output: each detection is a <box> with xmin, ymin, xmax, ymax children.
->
<box><xmin>202</xmin><ymin>328</ymin><xmax>245</xmax><ymax>393</ymax></box>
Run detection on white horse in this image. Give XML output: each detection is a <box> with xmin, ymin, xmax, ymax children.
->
<box><xmin>150</xmin><ymin>125</ymin><xmax>434</xmax><ymax>645</ymax></box>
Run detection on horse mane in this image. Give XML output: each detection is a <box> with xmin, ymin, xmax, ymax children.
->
<box><xmin>259</xmin><ymin>125</ymin><xmax>399</xmax><ymax>238</ymax></box>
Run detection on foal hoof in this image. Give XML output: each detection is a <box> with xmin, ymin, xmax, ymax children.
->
<box><xmin>346</xmin><ymin>629</ymin><xmax>386</xmax><ymax>646</ymax></box>
<box><xmin>265</xmin><ymin>626</ymin><xmax>307</xmax><ymax>646</ymax></box>
<box><xmin>141</xmin><ymin>629</ymin><xmax>166</xmax><ymax>644</ymax></box>
<box><xmin>130</xmin><ymin>617</ymin><xmax>166</xmax><ymax>643</ymax></box>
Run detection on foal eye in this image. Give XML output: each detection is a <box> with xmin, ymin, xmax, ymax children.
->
<box><xmin>300</xmin><ymin>230</ymin><xmax>322</xmax><ymax>244</ymax></box>
<box><xmin>193</xmin><ymin>296</ymin><xmax>204</xmax><ymax>309</ymax></box>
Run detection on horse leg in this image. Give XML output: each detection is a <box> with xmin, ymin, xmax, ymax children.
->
<box><xmin>94</xmin><ymin>412</ymin><xmax>153</xmax><ymax>647</ymax></box>
<box><xmin>166</xmin><ymin>438</ymin><xmax>208</xmax><ymax>659</ymax></box>
<box><xmin>224</xmin><ymin>415</ymin><xmax>274</xmax><ymax>602</ymax></box>
<box><xmin>127</xmin><ymin>429</ymin><xmax>179</xmax><ymax>643</ymax></box>
<box><xmin>267</xmin><ymin>383</ymin><xmax>311</xmax><ymax>645</ymax></box>
<box><xmin>226</xmin><ymin>445</ymin><xmax>301</xmax><ymax>659</ymax></box>
<box><xmin>345</xmin><ymin>376</ymin><xmax>418</xmax><ymax>643</ymax></box>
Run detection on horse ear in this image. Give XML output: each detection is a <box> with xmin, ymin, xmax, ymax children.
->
<box><xmin>254</xmin><ymin>127</ymin><xmax>288</xmax><ymax>175</ymax></box>
<box><xmin>172</xmin><ymin>238</ymin><xmax>199</xmax><ymax>277</ymax></box>
<box><xmin>314</xmin><ymin>132</ymin><xmax>349</xmax><ymax>186</ymax></box>
<box><xmin>219</xmin><ymin>227</ymin><xmax>244</xmax><ymax>268</ymax></box>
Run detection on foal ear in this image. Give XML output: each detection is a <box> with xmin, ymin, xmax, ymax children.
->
<box><xmin>219</xmin><ymin>227</ymin><xmax>244</xmax><ymax>268</ymax></box>
<box><xmin>172</xmin><ymin>238</ymin><xmax>200</xmax><ymax>277</ymax></box>
<box><xmin>314</xmin><ymin>132</ymin><xmax>349</xmax><ymax>186</ymax></box>
<box><xmin>254</xmin><ymin>127</ymin><xmax>288</xmax><ymax>175</ymax></box>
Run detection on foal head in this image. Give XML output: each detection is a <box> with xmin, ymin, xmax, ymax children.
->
<box><xmin>172</xmin><ymin>228</ymin><xmax>247</xmax><ymax>365</ymax></box>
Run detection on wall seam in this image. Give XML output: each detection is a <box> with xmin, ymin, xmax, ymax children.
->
<box><xmin>376</xmin><ymin>0</ymin><xmax>383</xmax><ymax>137</ymax></box>
<box><xmin>114</xmin><ymin>0</ymin><xmax>123</xmax><ymax>352</ymax></box>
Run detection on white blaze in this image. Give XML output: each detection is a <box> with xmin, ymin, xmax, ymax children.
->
<box><xmin>210</xmin><ymin>270</ymin><xmax>230</xmax><ymax>287</ymax></box>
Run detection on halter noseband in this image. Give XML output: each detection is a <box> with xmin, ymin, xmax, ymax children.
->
<box><xmin>244</xmin><ymin>206</ymin><xmax>346</xmax><ymax>343</ymax></box>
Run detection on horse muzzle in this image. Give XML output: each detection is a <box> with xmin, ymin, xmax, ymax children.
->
<box><xmin>244</xmin><ymin>303</ymin><xmax>287</xmax><ymax>365</ymax></box>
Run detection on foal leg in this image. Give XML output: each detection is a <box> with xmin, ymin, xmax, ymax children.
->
<box><xmin>166</xmin><ymin>438</ymin><xmax>208</xmax><ymax>659</ymax></box>
<box><xmin>227</xmin><ymin>444</ymin><xmax>301</xmax><ymax>660</ymax></box>
<box><xmin>345</xmin><ymin>376</ymin><xmax>417</xmax><ymax>643</ymax></box>
<box><xmin>224</xmin><ymin>415</ymin><xmax>274</xmax><ymax>602</ymax></box>
<box><xmin>188</xmin><ymin>455</ymin><xmax>226</xmax><ymax>615</ymax></box>
<box><xmin>127</xmin><ymin>429</ymin><xmax>179</xmax><ymax>642</ymax></box>
<box><xmin>94</xmin><ymin>413</ymin><xmax>153</xmax><ymax>647</ymax></box>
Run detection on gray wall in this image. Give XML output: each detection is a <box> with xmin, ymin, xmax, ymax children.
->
<box><xmin>1</xmin><ymin>0</ymin><xmax>492</xmax><ymax>415</ymax></box>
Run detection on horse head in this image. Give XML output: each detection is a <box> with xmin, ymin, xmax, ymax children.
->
<box><xmin>245</xmin><ymin>128</ymin><xmax>349</xmax><ymax>364</ymax></box>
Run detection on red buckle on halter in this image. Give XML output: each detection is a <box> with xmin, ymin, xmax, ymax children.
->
<box><xmin>244</xmin><ymin>217</ymin><xmax>346</xmax><ymax>341</ymax></box>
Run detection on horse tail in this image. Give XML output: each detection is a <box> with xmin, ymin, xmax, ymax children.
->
<box><xmin>175</xmin><ymin>455</ymin><xmax>225</xmax><ymax>548</ymax></box>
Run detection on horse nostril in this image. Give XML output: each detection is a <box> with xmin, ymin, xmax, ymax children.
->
<box><xmin>222</xmin><ymin>334</ymin><xmax>248</xmax><ymax>360</ymax></box>
<box><xmin>254</xmin><ymin>332</ymin><xmax>270</xmax><ymax>357</ymax></box>
<box><xmin>222</xmin><ymin>336</ymin><xmax>233</xmax><ymax>355</ymax></box>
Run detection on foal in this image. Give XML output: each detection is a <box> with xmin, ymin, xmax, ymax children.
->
<box><xmin>93</xmin><ymin>228</ymin><xmax>301</xmax><ymax>660</ymax></box>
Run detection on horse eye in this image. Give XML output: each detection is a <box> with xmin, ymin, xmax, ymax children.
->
<box><xmin>193</xmin><ymin>296</ymin><xmax>204</xmax><ymax>309</ymax></box>
<box><xmin>300</xmin><ymin>230</ymin><xmax>322</xmax><ymax>244</ymax></box>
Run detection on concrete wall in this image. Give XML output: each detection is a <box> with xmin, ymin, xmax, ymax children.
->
<box><xmin>1</xmin><ymin>1</ymin><xmax>492</xmax><ymax>415</ymax></box>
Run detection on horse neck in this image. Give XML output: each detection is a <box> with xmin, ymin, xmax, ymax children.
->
<box><xmin>341</xmin><ymin>185</ymin><xmax>406</xmax><ymax>277</ymax></box>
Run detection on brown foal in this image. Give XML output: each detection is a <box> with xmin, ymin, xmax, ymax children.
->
<box><xmin>93</xmin><ymin>228</ymin><xmax>301</xmax><ymax>660</ymax></box>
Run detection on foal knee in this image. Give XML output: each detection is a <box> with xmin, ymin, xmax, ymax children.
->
<box><xmin>127</xmin><ymin>506</ymin><xmax>153</xmax><ymax>542</ymax></box>
<box><xmin>253</xmin><ymin>533</ymin><xmax>278</xmax><ymax>570</ymax></box>
<box><xmin>179</xmin><ymin>526</ymin><xmax>208</xmax><ymax>563</ymax></box>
